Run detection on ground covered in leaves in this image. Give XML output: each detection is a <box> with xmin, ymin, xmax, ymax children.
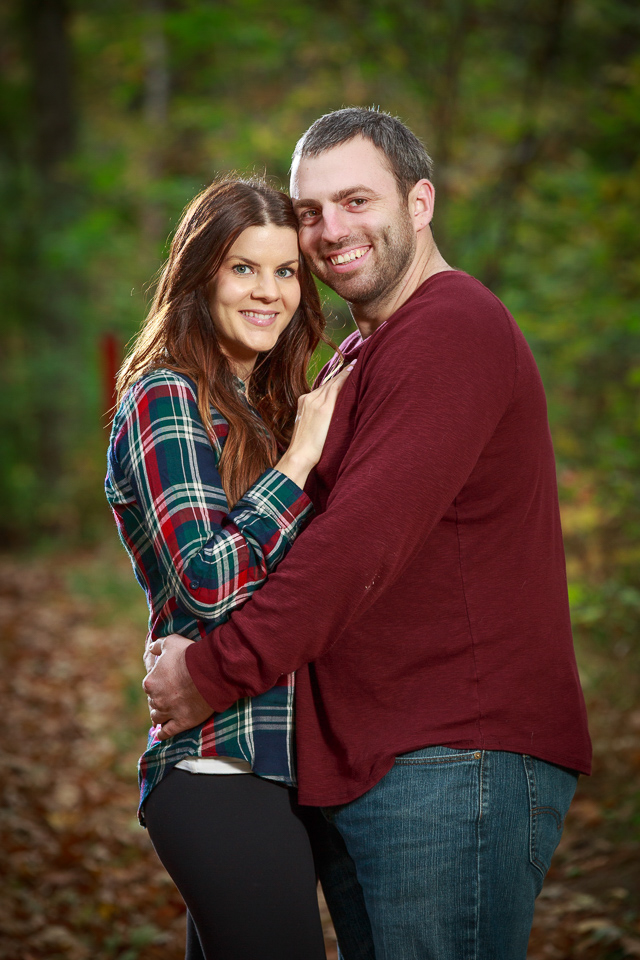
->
<box><xmin>1</xmin><ymin>547</ymin><xmax>639</xmax><ymax>959</ymax></box>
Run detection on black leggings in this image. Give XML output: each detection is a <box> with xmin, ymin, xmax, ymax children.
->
<box><xmin>144</xmin><ymin>769</ymin><xmax>327</xmax><ymax>960</ymax></box>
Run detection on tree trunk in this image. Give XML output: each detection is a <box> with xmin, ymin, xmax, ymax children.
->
<box><xmin>23</xmin><ymin>0</ymin><xmax>75</xmax><ymax>173</ymax></box>
<box><xmin>430</xmin><ymin>0</ymin><xmax>476</xmax><ymax>248</ymax></box>
<box><xmin>480</xmin><ymin>0</ymin><xmax>573</xmax><ymax>289</ymax></box>
<box><xmin>141</xmin><ymin>0</ymin><xmax>169</xmax><ymax>246</ymax></box>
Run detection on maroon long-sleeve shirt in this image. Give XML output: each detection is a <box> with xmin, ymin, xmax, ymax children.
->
<box><xmin>186</xmin><ymin>270</ymin><xmax>592</xmax><ymax>806</ymax></box>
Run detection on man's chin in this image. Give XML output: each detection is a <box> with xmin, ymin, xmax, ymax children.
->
<box><xmin>323</xmin><ymin>274</ymin><xmax>385</xmax><ymax>305</ymax></box>
<box><xmin>313</xmin><ymin>265</ymin><xmax>371</xmax><ymax>298</ymax></box>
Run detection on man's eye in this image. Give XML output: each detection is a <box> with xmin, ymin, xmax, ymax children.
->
<box><xmin>300</xmin><ymin>209</ymin><xmax>319</xmax><ymax>220</ymax></box>
<box><xmin>276</xmin><ymin>267</ymin><xmax>296</xmax><ymax>279</ymax></box>
<box><xmin>349</xmin><ymin>198</ymin><xmax>367</xmax><ymax>207</ymax></box>
<box><xmin>232</xmin><ymin>264</ymin><xmax>252</xmax><ymax>275</ymax></box>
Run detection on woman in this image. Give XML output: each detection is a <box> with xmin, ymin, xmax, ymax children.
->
<box><xmin>106</xmin><ymin>178</ymin><xmax>350</xmax><ymax>960</ymax></box>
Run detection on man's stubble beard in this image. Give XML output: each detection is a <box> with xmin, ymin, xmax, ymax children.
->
<box><xmin>309</xmin><ymin>207</ymin><xmax>417</xmax><ymax>308</ymax></box>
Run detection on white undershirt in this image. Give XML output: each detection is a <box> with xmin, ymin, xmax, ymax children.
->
<box><xmin>175</xmin><ymin>756</ymin><xmax>253</xmax><ymax>774</ymax></box>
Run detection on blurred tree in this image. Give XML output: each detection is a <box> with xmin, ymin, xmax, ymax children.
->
<box><xmin>0</xmin><ymin>0</ymin><xmax>96</xmax><ymax>542</ymax></box>
<box><xmin>26</xmin><ymin>0</ymin><xmax>76</xmax><ymax>172</ymax></box>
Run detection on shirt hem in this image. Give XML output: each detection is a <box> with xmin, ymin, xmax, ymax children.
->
<box><xmin>296</xmin><ymin>741</ymin><xmax>591</xmax><ymax>807</ymax></box>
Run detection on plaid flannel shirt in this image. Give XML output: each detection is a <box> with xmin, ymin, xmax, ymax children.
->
<box><xmin>105</xmin><ymin>369</ymin><xmax>313</xmax><ymax>822</ymax></box>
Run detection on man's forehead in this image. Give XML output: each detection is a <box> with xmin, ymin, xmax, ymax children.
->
<box><xmin>290</xmin><ymin>136</ymin><xmax>395</xmax><ymax>199</ymax></box>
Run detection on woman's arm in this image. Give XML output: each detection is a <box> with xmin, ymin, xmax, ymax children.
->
<box><xmin>108</xmin><ymin>369</ymin><xmax>314</xmax><ymax>625</ymax></box>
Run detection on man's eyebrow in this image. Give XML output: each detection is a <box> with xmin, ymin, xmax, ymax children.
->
<box><xmin>332</xmin><ymin>185</ymin><xmax>378</xmax><ymax>202</ymax></box>
<box><xmin>292</xmin><ymin>197</ymin><xmax>318</xmax><ymax>211</ymax></box>
<box><xmin>293</xmin><ymin>185</ymin><xmax>379</xmax><ymax>209</ymax></box>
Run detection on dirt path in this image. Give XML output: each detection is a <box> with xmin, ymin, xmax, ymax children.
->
<box><xmin>0</xmin><ymin>549</ymin><xmax>638</xmax><ymax>959</ymax></box>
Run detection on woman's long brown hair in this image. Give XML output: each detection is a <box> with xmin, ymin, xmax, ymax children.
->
<box><xmin>116</xmin><ymin>178</ymin><xmax>330</xmax><ymax>506</ymax></box>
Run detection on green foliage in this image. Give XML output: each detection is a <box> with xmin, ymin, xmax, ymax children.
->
<box><xmin>1</xmin><ymin>0</ymin><xmax>639</xmax><ymax>675</ymax></box>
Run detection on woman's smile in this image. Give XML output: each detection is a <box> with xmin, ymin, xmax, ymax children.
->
<box><xmin>240</xmin><ymin>309</ymin><xmax>280</xmax><ymax>325</ymax></box>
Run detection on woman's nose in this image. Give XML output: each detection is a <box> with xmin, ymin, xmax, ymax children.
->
<box><xmin>251</xmin><ymin>273</ymin><xmax>279</xmax><ymax>301</ymax></box>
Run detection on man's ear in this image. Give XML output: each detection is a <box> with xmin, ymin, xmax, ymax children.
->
<box><xmin>408</xmin><ymin>179</ymin><xmax>435</xmax><ymax>234</ymax></box>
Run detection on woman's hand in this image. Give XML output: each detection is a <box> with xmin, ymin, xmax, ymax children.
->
<box><xmin>276</xmin><ymin>362</ymin><xmax>353</xmax><ymax>489</ymax></box>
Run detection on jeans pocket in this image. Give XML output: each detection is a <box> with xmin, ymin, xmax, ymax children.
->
<box><xmin>394</xmin><ymin>745</ymin><xmax>482</xmax><ymax>765</ymax></box>
<box><xmin>523</xmin><ymin>755</ymin><xmax>578</xmax><ymax>891</ymax></box>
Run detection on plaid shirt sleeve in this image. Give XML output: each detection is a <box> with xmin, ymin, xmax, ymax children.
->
<box><xmin>110</xmin><ymin>369</ymin><xmax>313</xmax><ymax>624</ymax></box>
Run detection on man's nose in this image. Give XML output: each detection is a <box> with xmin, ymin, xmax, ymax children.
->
<box><xmin>321</xmin><ymin>206</ymin><xmax>350</xmax><ymax>245</ymax></box>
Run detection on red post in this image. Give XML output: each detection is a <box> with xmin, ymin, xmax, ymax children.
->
<box><xmin>100</xmin><ymin>332</ymin><xmax>121</xmax><ymax>427</ymax></box>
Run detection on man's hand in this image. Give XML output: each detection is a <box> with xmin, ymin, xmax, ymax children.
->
<box><xmin>142</xmin><ymin>634</ymin><xmax>213</xmax><ymax>740</ymax></box>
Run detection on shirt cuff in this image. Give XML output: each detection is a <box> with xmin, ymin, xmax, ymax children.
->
<box><xmin>234</xmin><ymin>467</ymin><xmax>314</xmax><ymax>542</ymax></box>
<box><xmin>185</xmin><ymin>634</ymin><xmax>241</xmax><ymax>712</ymax></box>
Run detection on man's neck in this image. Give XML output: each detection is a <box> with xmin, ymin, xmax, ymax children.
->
<box><xmin>351</xmin><ymin>242</ymin><xmax>454</xmax><ymax>340</ymax></box>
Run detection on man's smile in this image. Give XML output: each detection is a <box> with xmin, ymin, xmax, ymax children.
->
<box><xmin>326</xmin><ymin>245</ymin><xmax>372</xmax><ymax>271</ymax></box>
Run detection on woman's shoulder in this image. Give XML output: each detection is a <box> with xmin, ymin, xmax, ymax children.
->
<box><xmin>128</xmin><ymin>367</ymin><xmax>198</xmax><ymax>403</ymax></box>
<box><xmin>113</xmin><ymin>368</ymin><xmax>201</xmax><ymax>435</ymax></box>
<box><xmin>117</xmin><ymin>367</ymin><xmax>206</xmax><ymax>419</ymax></box>
<box><xmin>122</xmin><ymin>367</ymin><xmax>229</xmax><ymax>444</ymax></box>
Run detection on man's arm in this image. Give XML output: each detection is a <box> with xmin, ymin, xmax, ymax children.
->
<box><xmin>146</xmin><ymin>301</ymin><xmax>517</xmax><ymax>734</ymax></box>
<box><xmin>191</xmin><ymin>302</ymin><xmax>516</xmax><ymax>689</ymax></box>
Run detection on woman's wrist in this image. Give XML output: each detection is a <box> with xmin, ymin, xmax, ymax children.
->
<box><xmin>275</xmin><ymin>450</ymin><xmax>315</xmax><ymax>489</ymax></box>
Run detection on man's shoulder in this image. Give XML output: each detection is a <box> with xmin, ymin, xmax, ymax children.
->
<box><xmin>404</xmin><ymin>270</ymin><xmax>512</xmax><ymax>325</ymax></box>
<box><xmin>358</xmin><ymin>271</ymin><xmax>525</xmax><ymax>389</ymax></box>
<box><xmin>374</xmin><ymin>270</ymin><xmax>519</xmax><ymax>355</ymax></box>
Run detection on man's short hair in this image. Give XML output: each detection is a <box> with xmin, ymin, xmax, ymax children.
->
<box><xmin>292</xmin><ymin>107</ymin><xmax>434</xmax><ymax>199</ymax></box>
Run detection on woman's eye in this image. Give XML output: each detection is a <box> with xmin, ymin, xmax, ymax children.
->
<box><xmin>232</xmin><ymin>264</ymin><xmax>252</xmax><ymax>275</ymax></box>
<box><xmin>276</xmin><ymin>267</ymin><xmax>296</xmax><ymax>279</ymax></box>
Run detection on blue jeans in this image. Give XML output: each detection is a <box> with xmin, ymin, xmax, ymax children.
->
<box><xmin>313</xmin><ymin>747</ymin><xmax>578</xmax><ymax>960</ymax></box>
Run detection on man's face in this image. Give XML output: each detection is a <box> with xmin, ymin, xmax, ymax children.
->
<box><xmin>291</xmin><ymin>136</ymin><xmax>416</xmax><ymax>305</ymax></box>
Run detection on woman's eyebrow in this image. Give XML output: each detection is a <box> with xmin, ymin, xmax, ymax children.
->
<box><xmin>225</xmin><ymin>256</ymin><xmax>298</xmax><ymax>267</ymax></box>
<box><xmin>225</xmin><ymin>255</ymin><xmax>260</xmax><ymax>265</ymax></box>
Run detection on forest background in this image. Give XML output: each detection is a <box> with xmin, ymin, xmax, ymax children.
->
<box><xmin>1</xmin><ymin>1</ymin><xmax>639</xmax><ymax>958</ymax></box>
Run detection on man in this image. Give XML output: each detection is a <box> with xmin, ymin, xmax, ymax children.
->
<box><xmin>144</xmin><ymin>108</ymin><xmax>591</xmax><ymax>959</ymax></box>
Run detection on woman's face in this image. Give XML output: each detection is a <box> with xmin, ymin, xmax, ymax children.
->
<box><xmin>207</xmin><ymin>224</ymin><xmax>301</xmax><ymax>377</ymax></box>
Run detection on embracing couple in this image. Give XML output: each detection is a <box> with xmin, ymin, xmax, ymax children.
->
<box><xmin>106</xmin><ymin>107</ymin><xmax>591</xmax><ymax>960</ymax></box>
